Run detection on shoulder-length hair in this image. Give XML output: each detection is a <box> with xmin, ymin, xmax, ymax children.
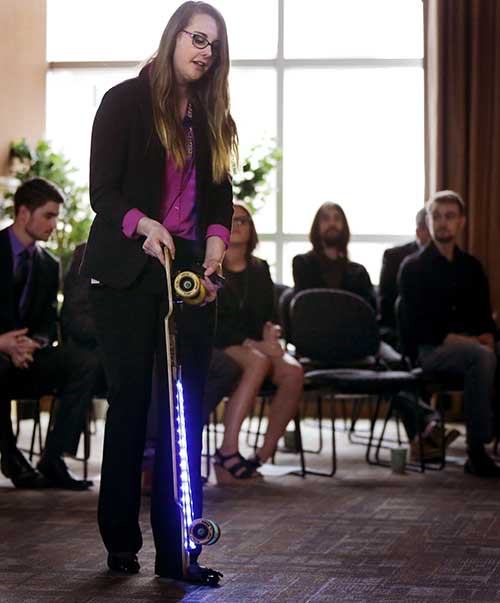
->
<box><xmin>149</xmin><ymin>1</ymin><xmax>238</xmax><ymax>183</ymax></box>
<box><xmin>232</xmin><ymin>201</ymin><xmax>258</xmax><ymax>262</ymax></box>
<box><xmin>309</xmin><ymin>202</ymin><xmax>351</xmax><ymax>257</ymax></box>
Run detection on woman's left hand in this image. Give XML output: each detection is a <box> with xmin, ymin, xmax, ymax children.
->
<box><xmin>201</xmin><ymin>259</ymin><xmax>223</xmax><ymax>304</ymax></box>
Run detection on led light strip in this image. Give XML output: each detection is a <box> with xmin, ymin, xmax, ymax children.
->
<box><xmin>175</xmin><ymin>378</ymin><xmax>197</xmax><ymax>551</ymax></box>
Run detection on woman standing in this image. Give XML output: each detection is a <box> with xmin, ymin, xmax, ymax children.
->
<box><xmin>81</xmin><ymin>2</ymin><xmax>237</xmax><ymax>585</ymax></box>
<box><xmin>213</xmin><ymin>203</ymin><xmax>304</xmax><ymax>483</ymax></box>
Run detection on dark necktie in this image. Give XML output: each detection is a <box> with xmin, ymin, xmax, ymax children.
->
<box><xmin>14</xmin><ymin>249</ymin><xmax>30</xmax><ymax>319</ymax></box>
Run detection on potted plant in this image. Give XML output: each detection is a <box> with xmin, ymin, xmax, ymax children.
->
<box><xmin>232</xmin><ymin>140</ymin><xmax>282</xmax><ymax>215</ymax></box>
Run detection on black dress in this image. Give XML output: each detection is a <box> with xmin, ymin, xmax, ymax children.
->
<box><xmin>215</xmin><ymin>257</ymin><xmax>277</xmax><ymax>349</ymax></box>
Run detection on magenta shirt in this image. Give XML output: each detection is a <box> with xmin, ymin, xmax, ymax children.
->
<box><xmin>122</xmin><ymin>129</ymin><xmax>230</xmax><ymax>247</ymax></box>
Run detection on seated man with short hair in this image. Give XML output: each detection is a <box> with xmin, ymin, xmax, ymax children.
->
<box><xmin>399</xmin><ymin>190</ymin><xmax>500</xmax><ymax>477</ymax></box>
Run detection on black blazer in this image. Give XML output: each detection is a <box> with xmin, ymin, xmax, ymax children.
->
<box><xmin>0</xmin><ymin>227</ymin><xmax>59</xmax><ymax>343</ymax></box>
<box><xmin>379</xmin><ymin>240</ymin><xmax>419</xmax><ymax>328</ymax></box>
<box><xmin>81</xmin><ymin>66</ymin><xmax>233</xmax><ymax>289</ymax></box>
<box><xmin>292</xmin><ymin>250</ymin><xmax>377</xmax><ymax>311</ymax></box>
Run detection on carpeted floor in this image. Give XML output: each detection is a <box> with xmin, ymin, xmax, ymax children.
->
<box><xmin>1</xmin><ymin>418</ymin><xmax>500</xmax><ymax>603</ymax></box>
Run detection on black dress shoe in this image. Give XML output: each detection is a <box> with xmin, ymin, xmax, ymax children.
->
<box><xmin>465</xmin><ymin>447</ymin><xmax>500</xmax><ymax>478</ymax></box>
<box><xmin>156</xmin><ymin>561</ymin><xmax>222</xmax><ymax>586</ymax></box>
<box><xmin>186</xmin><ymin>563</ymin><xmax>223</xmax><ymax>586</ymax></box>
<box><xmin>107</xmin><ymin>553</ymin><xmax>140</xmax><ymax>574</ymax></box>
<box><xmin>37</xmin><ymin>455</ymin><xmax>93</xmax><ymax>490</ymax></box>
<box><xmin>1</xmin><ymin>448</ymin><xmax>49</xmax><ymax>489</ymax></box>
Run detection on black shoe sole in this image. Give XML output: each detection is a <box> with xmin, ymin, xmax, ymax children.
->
<box><xmin>464</xmin><ymin>459</ymin><xmax>500</xmax><ymax>478</ymax></box>
<box><xmin>107</xmin><ymin>555</ymin><xmax>140</xmax><ymax>574</ymax></box>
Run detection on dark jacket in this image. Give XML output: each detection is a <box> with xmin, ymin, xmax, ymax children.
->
<box><xmin>215</xmin><ymin>257</ymin><xmax>277</xmax><ymax>348</ymax></box>
<box><xmin>292</xmin><ymin>249</ymin><xmax>377</xmax><ymax>311</ymax></box>
<box><xmin>61</xmin><ymin>243</ymin><xmax>97</xmax><ymax>349</ymax></box>
<box><xmin>399</xmin><ymin>242</ymin><xmax>497</xmax><ymax>347</ymax></box>
<box><xmin>0</xmin><ymin>227</ymin><xmax>59</xmax><ymax>343</ymax></box>
<box><xmin>379</xmin><ymin>240</ymin><xmax>419</xmax><ymax>328</ymax></box>
<box><xmin>81</xmin><ymin>66</ymin><xmax>233</xmax><ymax>289</ymax></box>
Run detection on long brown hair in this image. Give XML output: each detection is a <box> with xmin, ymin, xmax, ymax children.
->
<box><xmin>309</xmin><ymin>202</ymin><xmax>351</xmax><ymax>257</ymax></box>
<box><xmin>149</xmin><ymin>1</ymin><xmax>238</xmax><ymax>183</ymax></box>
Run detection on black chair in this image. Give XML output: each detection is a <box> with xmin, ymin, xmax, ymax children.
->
<box><xmin>13</xmin><ymin>387</ymin><xmax>100</xmax><ymax>481</ymax></box>
<box><xmin>289</xmin><ymin>289</ymin><xmax>423</xmax><ymax>475</ymax></box>
<box><xmin>281</xmin><ymin>286</ymin><xmax>383</xmax><ymax>441</ymax></box>
<box><xmin>14</xmin><ymin>395</ymin><xmax>55</xmax><ymax>461</ymax></box>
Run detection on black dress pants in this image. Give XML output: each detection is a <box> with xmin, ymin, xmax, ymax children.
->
<box><xmin>90</xmin><ymin>259</ymin><xmax>213</xmax><ymax>576</ymax></box>
<box><xmin>0</xmin><ymin>342</ymin><xmax>98</xmax><ymax>456</ymax></box>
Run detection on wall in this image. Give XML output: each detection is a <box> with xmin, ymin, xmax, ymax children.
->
<box><xmin>0</xmin><ymin>0</ymin><xmax>46</xmax><ymax>174</ymax></box>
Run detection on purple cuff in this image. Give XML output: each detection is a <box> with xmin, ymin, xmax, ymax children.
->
<box><xmin>122</xmin><ymin>208</ymin><xmax>146</xmax><ymax>238</ymax></box>
<box><xmin>206</xmin><ymin>225</ymin><xmax>231</xmax><ymax>249</ymax></box>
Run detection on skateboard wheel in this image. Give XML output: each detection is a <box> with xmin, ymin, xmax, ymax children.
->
<box><xmin>174</xmin><ymin>271</ymin><xmax>206</xmax><ymax>305</ymax></box>
<box><xmin>189</xmin><ymin>518</ymin><xmax>221</xmax><ymax>546</ymax></box>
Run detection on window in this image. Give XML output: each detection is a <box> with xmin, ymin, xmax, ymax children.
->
<box><xmin>46</xmin><ymin>0</ymin><xmax>423</xmax><ymax>285</ymax></box>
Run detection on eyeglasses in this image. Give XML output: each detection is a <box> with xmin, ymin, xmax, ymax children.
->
<box><xmin>182</xmin><ymin>30</ymin><xmax>220</xmax><ymax>58</ymax></box>
<box><xmin>232</xmin><ymin>216</ymin><xmax>251</xmax><ymax>226</ymax></box>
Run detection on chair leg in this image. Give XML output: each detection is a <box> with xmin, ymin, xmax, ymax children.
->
<box><xmin>37</xmin><ymin>403</ymin><xmax>43</xmax><ymax>455</ymax></box>
<box><xmin>253</xmin><ymin>397</ymin><xmax>266</xmax><ymax>453</ymax></box>
<box><xmin>29</xmin><ymin>402</ymin><xmax>41</xmax><ymax>462</ymax></box>
<box><xmin>293</xmin><ymin>413</ymin><xmax>306</xmax><ymax>477</ymax></box>
<box><xmin>302</xmin><ymin>393</ymin><xmax>324</xmax><ymax>454</ymax></box>
<box><xmin>14</xmin><ymin>401</ymin><xmax>20</xmax><ymax>441</ymax></box>
<box><xmin>374</xmin><ymin>402</ymin><xmax>393</xmax><ymax>465</ymax></box>
<box><xmin>330</xmin><ymin>400</ymin><xmax>337</xmax><ymax>475</ymax></box>
<box><xmin>365</xmin><ymin>396</ymin><xmax>383</xmax><ymax>465</ymax></box>
<box><xmin>302</xmin><ymin>396</ymin><xmax>337</xmax><ymax>477</ymax></box>
<box><xmin>396</xmin><ymin>414</ymin><xmax>403</xmax><ymax>446</ymax></box>
<box><xmin>245</xmin><ymin>401</ymin><xmax>256</xmax><ymax>446</ymax></box>
<box><xmin>83</xmin><ymin>406</ymin><xmax>91</xmax><ymax>481</ymax></box>
<box><xmin>348</xmin><ymin>399</ymin><xmax>361</xmax><ymax>441</ymax></box>
<box><xmin>340</xmin><ymin>398</ymin><xmax>348</xmax><ymax>431</ymax></box>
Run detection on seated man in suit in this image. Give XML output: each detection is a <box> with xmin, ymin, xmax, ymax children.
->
<box><xmin>400</xmin><ymin>190</ymin><xmax>500</xmax><ymax>477</ymax></box>
<box><xmin>0</xmin><ymin>177</ymin><xmax>95</xmax><ymax>489</ymax></box>
<box><xmin>379</xmin><ymin>207</ymin><xmax>430</xmax><ymax>339</ymax></box>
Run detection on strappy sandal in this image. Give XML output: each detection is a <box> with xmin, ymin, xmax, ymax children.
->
<box><xmin>213</xmin><ymin>449</ymin><xmax>263</xmax><ymax>484</ymax></box>
<box><xmin>246</xmin><ymin>454</ymin><xmax>263</xmax><ymax>470</ymax></box>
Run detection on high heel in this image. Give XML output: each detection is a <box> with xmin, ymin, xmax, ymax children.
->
<box><xmin>213</xmin><ymin>449</ymin><xmax>263</xmax><ymax>484</ymax></box>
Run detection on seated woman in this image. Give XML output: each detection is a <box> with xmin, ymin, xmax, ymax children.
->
<box><xmin>214</xmin><ymin>202</ymin><xmax>304</xmax><ymax>483</ymax></box>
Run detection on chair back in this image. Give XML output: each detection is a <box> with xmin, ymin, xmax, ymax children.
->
<box><xmin>289</xmin><ymin>289</ymin><xmax>380</xmax><ymax>364</ymax></box>
<box><xmin>395</xmin><ymin>296</ymin><xmax>418</xmax><ymax>365</ymax></box>
<box><xmin>278</xmin><ymin>286</ymin><xmax>296</xmax><ymax>343</ymax></box>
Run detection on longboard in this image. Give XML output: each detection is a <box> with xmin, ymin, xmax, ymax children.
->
<box><xmin>163</xmin><ymin>248</ymin><xmax>221</xmax><ymax>582</ymax></box>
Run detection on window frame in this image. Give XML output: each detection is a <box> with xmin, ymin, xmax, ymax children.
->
<box><xmin>47</xmin><ymin>0</ymin><xmax>423</xmax><ymax>283</ymax></box>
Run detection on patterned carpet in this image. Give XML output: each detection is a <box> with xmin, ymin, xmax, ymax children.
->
<box><xmin>1</xmin><ymin>419</ymin><xmax>500</xmax><ymax>603</ymax></box>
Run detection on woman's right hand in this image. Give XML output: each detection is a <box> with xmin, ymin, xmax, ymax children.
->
<box><xmin>136</xmin><ymin>217</ymin><xmax>176</xmax><ymax>265</ymax></box>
